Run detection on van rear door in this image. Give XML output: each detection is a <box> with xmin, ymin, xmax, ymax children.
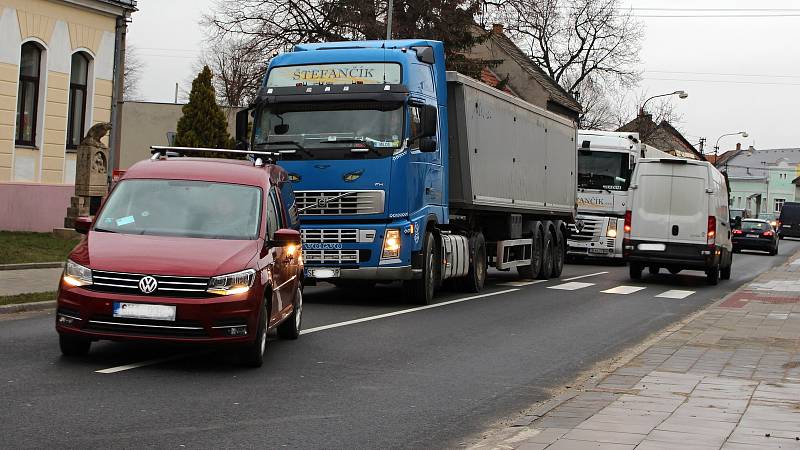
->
<box><xmin>630</xmin><ymin>162</ymin><xmax>672</xmax><ymax>242</ymax></box>
<box><xmin>667</xmin><ymin>163</ymin><xmax>709</xmax><ymax>245</ymax></box>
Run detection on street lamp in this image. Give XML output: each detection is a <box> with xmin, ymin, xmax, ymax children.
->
<box><xmin>639</xmin><ymin>90</ymin><xmax>688</xmax><ymax>116</ymax></box>
<box><xmin>714</xmin><ymin>131</ymin><xmax>749</xmax><ymax>159</ymax></box>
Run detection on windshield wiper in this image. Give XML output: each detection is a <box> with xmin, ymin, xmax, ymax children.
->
<box><xmin>322</xmin><ymin>138</ymin><xmax>384</xmax><ymax>156</ymax></box>
<box><xmin>93</xmin><ymin>227</ymin><xmax>117</xmax><ymax>233</ymax></box>
<box><xmin>255</xmin><ymin>140</ymin><xmax>313</xmax><ymax>158</ymax></box>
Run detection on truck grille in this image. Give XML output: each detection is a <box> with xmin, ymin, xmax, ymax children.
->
<box><xmin>296</xmin><ymin>190</ymin><xmax>385</xmax><ymax>215</ymax></box>
<box><xmin>302</xmin><ymin>228</ymin><xmax>359</xmax><ymax>243</ymax></box>
<box><xmin>304</xmin><ymin>250</ymin><xmax>361</xmax><ymax>264</ymax></box>
<box><xmin>88</xmin><ymin>270</ymin><xmax>211</xmax><ymax>298</ymax></box>
<box><xmin>568</xmin><ymin>217</ymin><xmax>603</xmax><ymax>241</ymax></box>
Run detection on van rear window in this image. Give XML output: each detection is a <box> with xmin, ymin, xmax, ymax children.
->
<box><xmin>780</xmin><ymin>203</ymin><xmax>800</xmax><ymax>222</ymax></box>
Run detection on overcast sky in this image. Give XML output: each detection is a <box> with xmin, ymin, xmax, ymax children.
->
<box><xmin>127</xmin><ymin>0</ymin><xmax>800</xmax><ymax>151</ymax></box>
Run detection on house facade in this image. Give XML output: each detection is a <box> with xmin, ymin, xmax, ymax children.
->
<box><xmin>0</xmin><ymin>0</ymin><xmax>135</xmax><ymax>231</ymax></box>
<box><xmin>717</xmin><ymin>147</ymin><xmax>800</xmax><ymax>218</ymax></box>
<box><xmin>617</xmin><ymin>114</ymin><xmax>704</xmax><ymax>160</ymax></box>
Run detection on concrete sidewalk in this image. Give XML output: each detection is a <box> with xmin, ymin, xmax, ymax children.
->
<box><xmin>0</xmin><ymin>267</ymin><xmax>63</xmax><ymax>296</ymax></box>
<box><xmin>476</xmin><ymin>256</ymin><xmax>800</xmax><ymax>450</ymax></box>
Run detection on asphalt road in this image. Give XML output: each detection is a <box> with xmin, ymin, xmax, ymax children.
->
<box><xmin>2</xmin><ymin>241</ymin><xmax>797</xmax><ymax>449</ymax></box>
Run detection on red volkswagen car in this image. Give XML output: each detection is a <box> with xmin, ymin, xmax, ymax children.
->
<box><xmin>56</xmin><ymin>151</ymin><xmax>303</xmax><ymax>367</ymax></box>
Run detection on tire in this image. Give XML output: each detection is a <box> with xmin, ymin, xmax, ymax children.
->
<box><xmin>551</xmin><ymin>223</ymin><xmax>565</xmax><ymax>278</ymax></box>
<box><xmin>706</xmin><ymin>266</ymin><xmax>720</xmax><ymax>285</ymax></box>
<box><xmin>770</xmin><ymin>244</ymin><xmax>778</xmax><ymax>256</ymax></box>
<box><xmin>629</xmin><ymin>262</ymin><xmax>643</xmax><ymax>280</ymax></box>
<box><xmin>277</xmin><ymin>286</ymin><xmax>302</xmax><ymax>340</ymax></box>
<box><xmin>59</xmin><ymin>334</ymin><xmax>91</xmax><ymax>357</ymax></box>
<box><xmin>648</xmin><ymin>266</ymin><xmax>660</xmax><ymax>275</ymax></box>
<box><xmin>721</xmin><ymin>261</ymin><xmax>732</xmax><ymax>280</ymax></box>
<box><xmin>733</xmin><ymin>247</ymin><xmax>740</xmax><ymax>253</ymax></box>
<box><xmin>517</xmin><ymin>222</ymin><xmax>543</xmax><ymax>279</ymax></box>
<box><xmin>537</xmin><ymin>223</ymin><xmax>554</xmax><ymax>279</ymax></box>
<box><xmin>241</xmin><ymin>302</ymin><xmax>268</xmax><ymax>368</ymax></box>
<box><xmin>668</xmin><ymin>267</ymin><xmax>682</xmax><ymax>275</ymax></box>
<box><xmin>458</xmin><ymin>233</ymin><xmax>487</xmax><ymax>293</ymax></box>
<box><xmin>405</xmin><ymin>231</ymin><xmax>437</xmax><ymax>305</ymax></box>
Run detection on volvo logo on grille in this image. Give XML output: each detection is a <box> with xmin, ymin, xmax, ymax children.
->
<box><xmin>138</xmin><ymin>276</ymin><xmax>158</xmax><ymax>294</ymax></box>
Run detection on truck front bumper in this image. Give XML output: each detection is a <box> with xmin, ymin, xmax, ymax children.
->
<box><xmin>306</xmin><ymin>265</ymin><xmax>420</xmax><ymax>281</ymax></box>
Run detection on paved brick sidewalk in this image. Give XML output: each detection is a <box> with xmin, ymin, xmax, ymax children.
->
<box><xmin>0</xmin><ymin>268</ymin><xmax>63</xmax><ymax>296</ymax></box>
<box><xmin>475</xmin><ymin>257</ymin><xmax>800</xmax><ymax>450</ymax></box>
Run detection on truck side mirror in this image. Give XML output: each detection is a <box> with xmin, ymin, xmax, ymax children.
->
<box><xmin>419</xmin><ymin>137</ymin><xmax>437</xmax><ymax>152</ymax></box>
<box><xmin>421</xmin><ymin>104</ymin><xmax>437</xmax><ymax>138</ymax></box>
<box><xmin>235</xmin><ymin>107</ymin><xmax>251</xmax><ymax>149</ymax></box>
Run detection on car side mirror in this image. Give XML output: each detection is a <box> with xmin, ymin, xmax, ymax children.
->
<box><xmin>74</xmin><ymin>216</ymin><xmax>93</xmax><ymax>234</ymax></box>
<box><xmin>419</xmin><ymin>137</ymin><xmax>437</xmax><ymax>153</ymax></box>
<box><xmin>271</xmin><ymin>228</ymin><xmax>301</xmax><ymax>247</ymax></box>
<box><xmin>235</xmin><ymin>107</ymin><xmax>252</xmax><ymax>149</ymax></box>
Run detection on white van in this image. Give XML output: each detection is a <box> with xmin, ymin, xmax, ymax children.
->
<box><xmin>624</xmin><ymin>158</ymin><xmax>733</xmax><ymax>285</ymax></box>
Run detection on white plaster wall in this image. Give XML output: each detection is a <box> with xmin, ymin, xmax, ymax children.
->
<box><xmin>95</xmin><ymin>31</ymin><xmax>115</xmax><ymax>81</ymax></box>
<box><xmin>0</xmin><ymin>8</ymin><xmax>21</xmax><ymax>65</ymax></box>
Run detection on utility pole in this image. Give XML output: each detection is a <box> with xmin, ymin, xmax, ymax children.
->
<box><xmin>174</xmin><ymin>83</ymin><xmax>178</xmax><ymax>104</ymax></box>
<box><xmin>698</xmin><ymin>137</ymin><xmax>706</xmax><ymax>155</ymax></box>
<box><xmin>386</xmin><ymin>0</ymin><xmax>393</xmax><ymax>40</ymax></box>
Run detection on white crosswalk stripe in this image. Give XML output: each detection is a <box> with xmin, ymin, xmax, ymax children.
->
<box><xmin>655</xmin><ymin>290</ymin><xmax>695</xmax><ymax>299</ymax></box>
<box><xmin>601</xmin><ymin>285</ymin><xmax>646</xmax><ymax>295</ymax></box>
<box><xmin>548</xmin><ymin>282</ymin><xmax>595</xmax><ymax>291</ymax></box>
<box><xmin>497</xmin><ymin>280</ymin><xmax>548</xmax><ymax>287</ymax></box>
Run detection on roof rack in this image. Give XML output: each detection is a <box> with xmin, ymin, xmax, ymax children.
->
<box><xmin>149</xmin><ymin>146</ymin><xmax>279</xmax><ymax>167</ymax></box>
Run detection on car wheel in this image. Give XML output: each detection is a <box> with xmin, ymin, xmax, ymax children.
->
<box><xmin>770</xmin><ymin>245</ymin><xmax>778</xmax><ymax>256</ymax></box>
<box><xmin>458</xmin><ymin>233</ymin><xmax>486</xmax><ymax>293</ymax></box>
<box><xmin>518</xmin><ymin>223</ymin><xmax>543</xmax><ymax>279</ymax></box>
<box><xmin>733</xmin><ymin>247</ymin><xmax>740</xmax><ymax>253</ymax></box>
<box><xmin>59</xmin><ymin>334</ymin><xmax>91</xmax><ymax>357</ymax></box>
<box><xmin>551</xmin><ymin>223</ymin><xmax>565</xmax><ymax>278</ymax></box>
<box><xmin>405</xmin><ymin>232</ymin><xmax>437</xmax><ymax>305</ymax></box>
<box><xmin>241</xmin><ymin>303</ymin><xmax>268</xmax><ymax>368</ymax></box>
<box><xmin>648</xmin><ymin>266</ymin><xmax>660</xmax><ymax>275</ymax></box>
<box><xmin>537</xmin><ymin>224</ymin><xmax>554</xmax><ymax>279</ymax></box>
<box><xmin>706</xmin><ymin>266</ymin><xmax>720</xmax><ymax>285</ymax></box>
<box><xmin>277</xmin><ymin>287</ymin><xmax>302</xmax><ymax>340</ymax></box>
<box><xmin>629</xmin><ymin>263</ymin><xmax>643</xmax><ymax>280</ymax></box>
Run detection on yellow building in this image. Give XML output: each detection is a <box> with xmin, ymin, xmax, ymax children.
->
<box><xmin>0</xmin><ymin>0</ymin><xmax>135</xmax><ymax>231</ymax></box>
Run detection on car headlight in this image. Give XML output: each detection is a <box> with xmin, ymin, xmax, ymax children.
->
<box><xmin>606</xmin><ymin>220</ymin><xmax>618</xmax><ymax>238</ymax></box>
<box><xmin>207</xmin><ymin>269</ymin><xmax>256</xmax><ymax>296</ymax></box>
<box><xmin>63</xmin><ymin>259</ymin><xmax>92</xmax><ymax>287</ymax></box>
<box><xmin>382</xmin><ymin>229</ymin><xmax>401</xmax><ymax>259</ymax></box>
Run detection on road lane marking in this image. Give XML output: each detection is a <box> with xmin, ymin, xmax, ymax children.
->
<box><xmin>601</xmin><ymin>285</ymin><xmax>646</xmax><ymax>295</ymax></box>
<box><xmin>561</xmin><ymin>271</ymin><xmax>608</xmax><ymax>281</ymax></box>
<box><xmin>656</xmin><ymin>290</ymin><xmax>695</xmax><ymax>299</ymax></box>
<box><xmin>497</xmin><ymin>280</ymin><xmax>548</xmax><ymax>287</ymax></box>
<box><xmin>300</xmin><ymin>288</ymin><xmax>520</xmax><ymax>335</ymax></box>
<box><xmin>95</xmin><ymin>351</ymin><xmax>207</xmax><ymax>374</ymax></box>
<box><xmin>547</xmin><ymin>282</ymin><xmax>594</xmax><ymax>291</ymax></box>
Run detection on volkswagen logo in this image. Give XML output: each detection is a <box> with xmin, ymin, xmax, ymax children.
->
<box><xmin>138</xmin><ymin>276</ymin><xmax>158</xmax><ymax>294</ymax></box>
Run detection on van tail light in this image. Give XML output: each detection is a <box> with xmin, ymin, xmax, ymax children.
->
<box><xmin>763</xmin><ymin>230</ymin><xmax>774</xmax><ymax>237</ymax></box>
<box><xmin>707</xmin><ymin>216</ymin><xmax>716</xmax><ymax>247</ymax></box>
<box><xmin>624</xmin><ymin>211</ymin><xmax>632</xmax><ymax>237</ymax></box>
<box><xmin>623</xmin><ymin>210</ymin><xmax>633</xmax><ymax>257</ymax></box>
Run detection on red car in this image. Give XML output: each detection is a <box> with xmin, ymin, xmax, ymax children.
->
<box><xmin>56</xmin><ymin>152</ymin><xmax>303</xmax><ymax>367</ymax></box>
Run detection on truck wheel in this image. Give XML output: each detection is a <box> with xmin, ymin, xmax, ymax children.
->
<box><xmin>517</xmin><ymin>222</ymin><xmax>542</xmax><ymax>279</ymax></box>
<box><xmin>629</xmin><ymin>263</ymin><xmax>643</xmax><ymax>280</ymax></box>
<box><xmin>59</xmin><ymin>334</ymin><xmax>91</xmax><ymax>357</ymax></box>
<box><xmin>668</xmin><ymin>267</ymin><xmax>682</xmax><ymax>275</ymax></box>
<box><xmin>706</xmin><ymin>266</ymin><xmax>720</xmax><ymax>285</ymax></box>
<box><xmin>537</xmin><ymin>224</ymin><xmax>554</xmax><ymax>279</ymax></box>
<box><xmin>458</xmin><ymin>233</ymin><xmax>486</xmax><ymax>293</ymax></box>
<box><xmin>551</xmin><ymin>223</ymin><xmax>565</xmax><ymax>278</ymax></box>
<box><xmin>240</xmin><ymin>302</ymin><xmax>269</xmax><ymax>368</ymax></box>
<box><xmin>405</xmin><ymin>232</ymin><xmax>437</xmax><ymax>305</ymax></box>
<box><xmin>649</xmin><ymin>266</ymin><xmax>660</xmax><ymax>275</ymax></box>
<box><xmin>277</xmin><ymin>286</ymin><xmax>302</xmax><ymax>340</ymax></box>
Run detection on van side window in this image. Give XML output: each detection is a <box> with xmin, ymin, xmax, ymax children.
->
<box><xmin>266</xmin><ymin>188</ymin><xmax>280</xmax><ymax>239</ymax></box>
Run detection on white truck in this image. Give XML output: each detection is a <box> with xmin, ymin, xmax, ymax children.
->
<box><xmin>567</xmin><ymin>131</ymin><xmax>669</xmax><ymax>260</ymax></box>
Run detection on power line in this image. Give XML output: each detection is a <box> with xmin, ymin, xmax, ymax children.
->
<box><xmin>643</xmin><ymin>77</ymin><xmax>800</xmax><ymax>86</ymax></box>
<box><xmin>645</xmin><ymin>70</ymin><xmax>800</xmax><ymax>79</ymax></box>
<box><xmin>633</xmin><ymin>14</ymin><xmax>800</xmax><ymax>18</ymax></box>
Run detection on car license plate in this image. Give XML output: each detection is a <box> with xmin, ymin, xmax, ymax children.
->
<box><xmin>638</xmin><ymin>243</ymin><xmax>666</xmax><ymax>251</ymax></box>
<box><xmin>306</xmin><ymin>267</ymin><xmax>340</xmax><ymax>279</ymax></box>
<box><xmin>113</xmin><ymin>302</ymin><xmax>176</xmax><ymax>321</ymax></box>
<box><xmin>589</xmin><ymin>248</ymin><xmax>609</xmax><ymax>254</ymax></box>
<box><xmin>747</xmin><ymin>234</ymin><xmax>759</xmax><ymax>238</ymax></box>
<box><xmin>783</xmin><ymin>225</ymin><xmax>791</xmax><ymax>228</ymax></box>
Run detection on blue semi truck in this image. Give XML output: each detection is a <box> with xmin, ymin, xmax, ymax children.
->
<box><xmin>235</xmin><ymin>39</ymin><xmax>578</xmax><ymax>304</ymax></box>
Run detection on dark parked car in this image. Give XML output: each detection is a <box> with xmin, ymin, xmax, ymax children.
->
<box><xmin>778</xmin><ymin>201</ymin><xmax>800</xmax><ymax>239</ymax></box>
<box><xmin>732</xmin><ymin>219</ymin><xmax>779</xmax><ymax>255</ymax></box>
<box><xmin>56</xmin><ymin>151</ymin><xmax>303</xmax><ymax>367</ymax></box>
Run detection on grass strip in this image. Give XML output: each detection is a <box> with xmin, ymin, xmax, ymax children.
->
<box><xmin>0</xmin><ymin>291</ymin><xmax>57</xmax><ymax>306</ymax></box>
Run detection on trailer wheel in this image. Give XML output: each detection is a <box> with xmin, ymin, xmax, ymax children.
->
<box><xmin>517</xmin><ymin>222</ymin><xmax>542</xmax><ymax>279</ymax></box>
<box><xmin>537</xmin><ymin>223</ymin><xmax>554</xmax><ymax>279</ymax></box>
<box><xmin>458</xmin><ymin>232</ymin><xmax>487</xmax><ymax>293</ymax></box>
<box><xmin>405</xmin><ymin>232</ymin><xmax>437</xmax><ymax>305</ymax></box>
<box><xmin>551</xmin><ymin>223</ymin><xmax>565</xmax><ymax>278</ymax></box>
<box><xmin>629</xmin><ymin>263</ymin><xmax>643</xmax><ymax>280</ymax></box>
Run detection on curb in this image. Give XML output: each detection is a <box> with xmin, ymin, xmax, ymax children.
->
<box><xmin>0</xmin><ymin>300</ymin><xmax>56</xmax><ymax>315</ymax></box>
<box><xmin>0</xmin><ymin>262</ymin><xmax>64</xmax><ymax>271</ymax></box>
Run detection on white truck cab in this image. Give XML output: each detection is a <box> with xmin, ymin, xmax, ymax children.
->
<box><xmin>624</xmin><ymin>158</ymin><xmax>733</xmax><ymax>285</ymax></box>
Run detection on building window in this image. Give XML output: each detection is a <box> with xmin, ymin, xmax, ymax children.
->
<box><xmin>775</xmin><ymin>198</ymin><xmax>786</xmax><ymax>213</ymax></box>
<box><xmin>15</xmin><ymin>42</ymin><xmax>42</xmax><ymax>147</ymax></box>
<box><xmin>67</xmin><ymin>52</ymin><xmax>90</xmax><ymax>149</ymax></box>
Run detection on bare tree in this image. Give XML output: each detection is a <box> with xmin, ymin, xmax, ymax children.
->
<box><xmin>123</xmin><ymin>45</ymin><xmax>144</xmax><ymax>101</ymax></box>
<box><xmin>488</xmin><ymin>0</ymin><xmax>643</xmax><ymax>129</ymax></box>
<box><xmin>609</xmin><ymin>91</ymin><xmax>685</xmax><ymax>131</ymax></box>
<box><xmin>200</xmin><ymin>38</ymin><xmax>267</xmax><ymax>107</ymax></box>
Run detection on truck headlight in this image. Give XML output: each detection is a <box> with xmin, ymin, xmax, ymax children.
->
<box><xmin>63</xmin><ymin>259</ymin><xmax>92</xmax><ymax>287</ymax></box>
<box><xmin>606</xmin><ymin>220</ymin><xmax>618</xmax><ymax>238</ymax></box>
<box><xmin>207</xmin><ymin>269</ymin><xmax>256</xmax><ymax>296</ymax></box>
<box><xmin>382</xmin><ymin>229</ymin><xmax>401</xmax><ymax>259</ymax></box>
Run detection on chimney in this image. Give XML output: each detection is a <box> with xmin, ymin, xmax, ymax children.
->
<box><xmin>736</xmin><ymin>143</ymin><xmax>741</xmax><ymax>151</ymax></box>
<box><xmin>492</xmin><ymin>23</ymin><xmax>504</xmax><ymax>34</ymax></box>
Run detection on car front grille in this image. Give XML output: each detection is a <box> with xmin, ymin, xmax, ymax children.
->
<box><xmin>84</xmin><ymin>315</ymin><xmax>207</xmax><ymax>338</ymax></box>
<box><xmin>88</xmin><ymin>270</ymin><xmax>212</xmax><ymax>298</ymax></box>
<box><xmin>296</xmin><ymin>190</ymin><xmax>385</xmax><ymax>216</ymax></box>
<box><xmin>302</xmin><ymin>228</ymin><xmax>359</xmax><ymax>243</ymax></box>
<box><xmin>568</xmin><ymin>217</ymin><xmax>603</xmax><ymax>241</ymax></box>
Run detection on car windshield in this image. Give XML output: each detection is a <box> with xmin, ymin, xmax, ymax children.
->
<box><xmin>253</xmin><ymin>102</ymin><xmax>404</xmax><ymax>159</ymax></box>
<box><xmin>95</xmin><ymin>179</ymin><xmax>262</xmax><ymax>239</ymax></box>
<box><xmin>741</xmin><ymin>221</ymin><xmax>769</xmax><ymax>232</ymax></box>
<box><xmin>578</xmin><ymin>151</ymin><xmax>631</xmax><ymax>191</ymax></box>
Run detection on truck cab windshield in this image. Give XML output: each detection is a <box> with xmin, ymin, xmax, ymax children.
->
<box><xmin>578</xmin><ymin>151</ymin><xmax>632</xmax><ymax>191</ymax></box>
<box><xmin>254</xmin><ymin>102</ymin><xmax>404</xmax><ymax>159</ymax></box>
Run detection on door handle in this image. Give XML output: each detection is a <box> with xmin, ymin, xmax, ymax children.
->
<box><xmin>672</xmin><ymin>225</ymin><xmax>679</xmax><ymax>236</ymax></box>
